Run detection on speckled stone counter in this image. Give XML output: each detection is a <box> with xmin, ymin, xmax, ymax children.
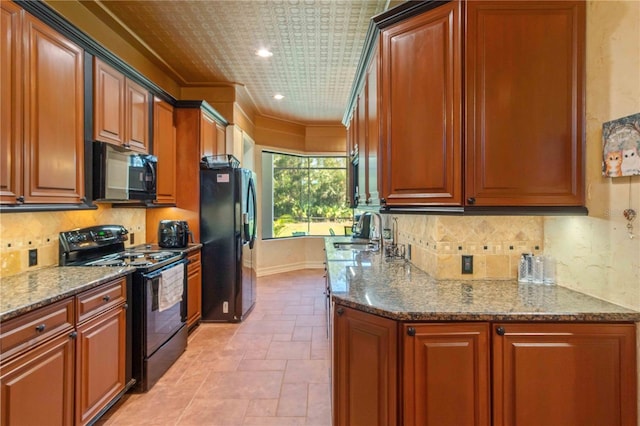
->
<box><xmin>324</xmin><ymin>237</ymin><xmax>640</xmax><ymax>322</ymax></box>
<box><xmin>0</xmin><ymin>266</ymin><xmax>134</xmax><ymax>322</ymax></box>
<box><xmin>131</xmin><ymin>243</ymin><xmax>203</xmax><ymax>255</ymax></box>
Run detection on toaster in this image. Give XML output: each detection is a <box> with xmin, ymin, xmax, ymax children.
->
<box><xmin>158</xmin><ymin>220</ymin><xmax>191</xmax><ymax>248</ymax></box>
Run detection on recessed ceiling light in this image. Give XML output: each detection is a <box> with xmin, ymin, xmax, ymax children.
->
<box><xmin>273</xmin><ymin>94</ymin><xmax>284</xmax><ymax>100</ymax></box>
<box><xmin>256</xmin><ymin>48</ymin><xmax>273</xmax><ymax>58</ymax></box>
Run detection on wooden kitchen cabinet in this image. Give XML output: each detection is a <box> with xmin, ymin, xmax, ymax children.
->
<box><xmin>403</xmin><ymin>323</ymin><xmax>490</xmax><ymax>426</ymax></box>
<box><xmin>493</xmin><ymin>322</ymin><xmax>637</xmax><ymax>426</ymax></box>
<box><xmin>0</xmin><ymin>297</ymin><xmax>76</xmax><ymax>426</ymax></box>
<box><xmin>0</xmin><ymin>4</ymin><xmax>85</xmax><ymax>205</ymax></box>
<box><xmin>75</xmin><ymin>277</ymin><xmax>127</xmax><ymax>425</ymax></box>
<box><xmin>186</xmin><ymin>249</ymin><xmax>202</xmax><ymax>330</ymax></box>
<box><xmin>464</xmin><ymin>1</ymin><xmax>585</xmax><ymax>207</ymax></box>
<box><xmin>153</xmin><ymin>97</ymin><xmax>177</xmax><ymax>205</ymax></box>
<box><xmin>365</xmin><ymin>49</ymin><xmax>380</xmax><ymax>207</ymax></box>
<box><xmin>0</xmin><ymin>331</ymin><xmax>75</xmax><ymax>426</ymax></box>
<box><xmin>379</xmin><ymin>0</ymin><xmax>462</xmax><ymax>207</ymax></box>
<box><xmin>94</xmin><ymin>58</ymin><xmax>150</xmax><ymax>153</ymax></box>
<box><xmin>333</xmin><ymin>305</ymin><xmax>397</xmax><ymax>426</ymax></box>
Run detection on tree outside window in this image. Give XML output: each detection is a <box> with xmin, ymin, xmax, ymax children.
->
<box><xmin>262</xmin><ymin>152</ymin><xmax>352</xmax><ymax>238</ymax></box>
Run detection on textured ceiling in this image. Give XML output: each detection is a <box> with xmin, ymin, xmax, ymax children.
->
<box><xmin>82</xmin><ymin>0</ymin><xmax>392</xmax><ymax>124</ymax></box>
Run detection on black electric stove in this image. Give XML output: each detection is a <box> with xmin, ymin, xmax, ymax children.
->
<box><xmin>59</xmin><ymin>225</ymin><xmax>188</xmax><ymax>393</ymax></box>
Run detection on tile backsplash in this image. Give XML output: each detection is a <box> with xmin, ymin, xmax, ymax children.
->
<box><xmin>0</xmin><ymin>205</ymin><xmax>145</xmax><ymax>277</ymax></box>
<box><xmin>391</xmin><ymin>215</ymin><xmax>543</xmax><ymax>280</ymax></box>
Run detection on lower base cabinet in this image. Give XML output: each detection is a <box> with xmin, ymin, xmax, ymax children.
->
<box><xmin>403</xmin><ymin>323</ymin><xmax>490</xmax><ymax>426</ymax></box>
<box><xmin>186</xmin><ymin>249</ymin><xmax>202</xmax><ymax>330</ymax></box>
<box><xmin>333</xmin><ymin>305</ymin><xmax>397</xmax><ymax>426</ymax></box>
<box><xmin>0</xmin><ymin>333</ymin><xmax>75</xmax><ymax>426</ymax></box>
<box><xmin>76</xmin><ymin>306</ymin><xmax>126</xmax><ymax>425</ymax></box>
<box><xmin>333</xmin><ymin>304</ymin><xmax>637</xmax><ymax>426</ymax></box>
<box><xmin>492</xmin><ymin>323</ymin><xmax>637</xmax><ymax>426</ymax></box>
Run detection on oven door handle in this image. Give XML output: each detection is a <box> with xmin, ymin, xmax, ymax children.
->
<box><xmin>141</xmin><ymin>258</ymin><xmax>188</xmax><ymax>280</ymax></box>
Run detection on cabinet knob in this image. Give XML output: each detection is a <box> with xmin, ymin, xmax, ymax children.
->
<box><xmin>467</xmin><ymin>197</ymin><xmax>476</xmax><ymax>205</ymax></box>
<box><xmin>365</xmin><ymin>198</ymin><xmax>371</xmax><ymax>205</ymax></box>
<box><xmin>35</xmin><ymin>323</ymin><xmax>46</xmax><ymax>333</ymax></box>
<box><xmin>336</xmin><ymin>307</ymin><xmax>344</xmax><ymax>316</ymax></box>
<box><xmin>380</xmin><ymin>198</ymin><xmax>386</xmax><ymax>205</ymax></box>
<box><xmin>102</xmin><ymin>295</ymin><xmax>111</xmax><ymax>302</ymax></box>
<box><xmin>407</xmin><ymin>327</ymin><xmax>416</xmax><ymax>337</ymax></box>
<box><xmin>123</xmin><ymin>303</ymin><xmax>129</xmax><ymax>310</ymax></box>
<box><xmin>496</xmin><ymin>326</ymin><xmax>506</xmax><ymax>336</ymax></box>
<box><xmin>69</xmin><ymin>331</ymin><xmax>77</xmax><ymax>339</ymax></box>
<box><xmin>16</xmin><ymin>196</ymin><xmax>25</xmax><ymax>203</ymax></box>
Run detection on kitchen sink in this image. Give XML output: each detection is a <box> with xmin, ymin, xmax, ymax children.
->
<box><xmin>333</xmin><ymin>241</ymin><xmax>377</xmax><ymax>251</ymax></box>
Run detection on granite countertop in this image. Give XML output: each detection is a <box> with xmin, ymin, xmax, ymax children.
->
<box><xmin>0</xmin><ymin>266</ymin><xmax>134</xmax><ymax>322</ymax></box>
<box><xmin>324</xmin><ymin>237</ymin><xmax>640</xmax><ymax>322</ymax></box>
<box><xmin>132</xmin><ymin>243</ymin><xmax>203</xmax><ymax>254</ymax></box>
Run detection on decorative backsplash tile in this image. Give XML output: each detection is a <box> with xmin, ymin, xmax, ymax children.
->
<box><xmin>390</xmin><ymin>215</ymin><xmax>543</xmax><ymax>280</ymax></box>
<box><xmin>0</xmin><ymin>205</ymin><xmax>145</xmax><ymax>277</ymax></box>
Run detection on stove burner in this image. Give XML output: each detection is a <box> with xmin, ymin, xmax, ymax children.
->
<box><xmin>87</xmin><ymin>258</ymin><xmax>127</xmax><ymax>267</ymax></box>
<box><xmin>120</xmin><ymin>252</ymin><xmax>145</xmax><ymax>260</ymax></box>
<box><xmin>129</xmin><ymin>260</ymin><xmax>153</xmax><ymax>267</ymax></box>
<box><xmin>147</xmin><ymin>252</ymin><xmax>173</xmax><ymax>260</ymax></box>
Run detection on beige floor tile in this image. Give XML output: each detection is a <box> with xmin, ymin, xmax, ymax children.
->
<box><xmin>199</xmin><ymin>371</ymin><xmax>284</xmax><ymax>399</ymax></box>
<box><xmin>177</xmin><ymin>398</ymin><xmax>249</xmax><ymax>426</ymax></box>
<box><xmin>266</xmin><ymin>341</ymin><xmax>311</xmax><ymax>360</ymax></box>
<box><xmin>283</xmin><ymin>359</ymin><xmax>330</xmax><ymax>384</ymax></box>
<box><xmin>242</xmin><ymin>417</ymin><xmax>306</xmax><ymax>425</ymax></box>
<box><xmin>237</xmin><ymin>359</ymin><xmax>287</xmax><ymax>371</ymax></box>
<box><xmin>245</xmin><ymin>399</ymin><xmax>278</xmax><ymax>417</ymax></box>
<box><xmin>276</xmin><ymin>383</ymin><xmax>308</xmax><ymax>416</ymax></box>
<box><xmin>292</xmin><ymin>326</ymin><xmax>313</xmax><ymax>341</ymax></box>
<box><xmin>306</xmin><ymin>383</ymin><xmax>332</xmax><ymax>426</ymax></box>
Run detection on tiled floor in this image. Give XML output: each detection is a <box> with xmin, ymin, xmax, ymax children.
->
<box><xmin>98</xmin><ymin>269</ymin><xmax>331</xmax><ymax>426</ymax></box>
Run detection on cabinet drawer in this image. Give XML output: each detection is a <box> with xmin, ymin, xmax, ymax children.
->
<box><xmin>76</xmin><ymin>278</ymin><xmax>126</xmax><ymax>324</ymax></box>
<box><xmin>187</xmin><ymin>250</ymin><xmax>201</xmax><ymax>267</ymax></box>
<box><xmin>0</xmin><ymin>298</ymin><xmax>74</xmax><ymax>361</ymax></box>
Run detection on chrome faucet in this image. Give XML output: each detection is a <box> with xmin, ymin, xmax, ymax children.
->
<box><xmin>368</xmin><ymin>212</ymin><xmax>383</xmax><ymax>252</ymax></box>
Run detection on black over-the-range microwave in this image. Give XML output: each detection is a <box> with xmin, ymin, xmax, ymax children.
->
<box><xmin>93</xmin><ymin>141</ymin><xmax>157</xmax><ymax>202</ymax></box>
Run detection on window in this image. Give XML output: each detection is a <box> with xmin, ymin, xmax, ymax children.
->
<box><xmin>261</xmin><ymin>152</ymin><xmax>352</xmax><ymax>238</ymax></box>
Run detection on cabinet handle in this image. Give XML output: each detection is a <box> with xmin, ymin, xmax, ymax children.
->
<box><xmin>336</xmin><ymin>307</ymin><xmax>344</xmax><ymax>316</ymax></box>
<box><xmin>380</xmin><ymin>198</ymin><xmax>386</xmax><ymax>205</ymax></box>
<box><xmin>496</xmin><ymin>326</ymin><xmax>506</xmax><ymax>336</ymax></box>
<box><xmin>35</xmin><ymin>324</ymin><xmax>46</xmax><ymax>332</ymax></box>
<box><xmin>16</xmin><ymin>196</ymin><xmax>25</xmax><ymax>203</ymax></box>
<box><xmin>102</xmin><ymin>295</ymin><xmax>111</xmax><ymax>302</ymax></box>
<box><xmin>467</xmin><ymin>197</ymin><xmax>476</xmax><ymax>205</ymax></box>
<box><xmin>122</xmin><ymin>143</ymin><xmax>130</xmax><ymax>148</ymax></box>
<box><xmin>69</xmin><ymin>331</ymin><xmax>77</xmax><ymax>339</ymax></box>
<box><xmin>407</xmin><ymin>327</ymin><xmax>416</xmax><ymax>337</ymax></box>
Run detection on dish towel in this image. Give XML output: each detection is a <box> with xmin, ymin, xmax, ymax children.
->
<box><xmin>158</xmin><ymin>263</ymin><xmax>184</xmax><ymax>312</ymax></box>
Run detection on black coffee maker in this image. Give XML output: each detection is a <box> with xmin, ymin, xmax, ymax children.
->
<box><xmin>158</xmin><ymin>220</ymin><xmax>192</xmax><ymax>248</ymax></box>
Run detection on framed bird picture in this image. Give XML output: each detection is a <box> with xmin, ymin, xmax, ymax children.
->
<box><xmin>602</xmin><ymin>112</ymin><xmax>640</xmax><ymax>177</ymax></box>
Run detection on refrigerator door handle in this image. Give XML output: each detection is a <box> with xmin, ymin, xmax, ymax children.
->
<box><xmin>248</xmin><ymin>175</ymin><xmax>257</xmax><ymax>249</ymax></box>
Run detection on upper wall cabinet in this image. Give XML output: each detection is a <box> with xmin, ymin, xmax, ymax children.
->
<box><xmin>346</xmin><ymin>0</ymin><xmax>586</xmax><ymax>211</ymax></box>
<box><xmin>1</xmin><ymin>2</ymin><xmax>85</xmax><ymax>206</ymax></box>
<box><xmin>153</xmin><ymin>97</ymin><xmax>176</xmax><ymax>205</ymax></box>
<box><xmin>464</xmin><ymin>1</ymin><xmax>585</xmax><ymax>207</ymax></box>
<box><xmin>379</xmin><ymin>1</ymin><xmax>462</xmax><ymax>207</ymax></box>
<box><xmin>94</xmin><ymin>58</ymin><xmax>150</xmax><ymax>153</ymax></box>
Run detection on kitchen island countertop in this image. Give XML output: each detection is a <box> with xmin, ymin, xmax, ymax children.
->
<box><xmin>324</xmin><ymin>237</ymin><xmax>640</xmax><ymax>322</ymax></box>
<box><xmin>0</xmin><ymin>266</ymin><xmax>135</xmax><ymax>322</ymax></box>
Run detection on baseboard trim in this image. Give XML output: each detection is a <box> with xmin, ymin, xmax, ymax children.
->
<box><xmin>257</xmin><ymin>261</ymin><xmax>325</xmax><ymax>277</ymax></box>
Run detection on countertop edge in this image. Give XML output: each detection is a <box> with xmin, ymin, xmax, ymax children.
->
<box><xmin>1</xmin><ymin>267</ymin><xmax>135</xmax><ymax>322</ymax></box>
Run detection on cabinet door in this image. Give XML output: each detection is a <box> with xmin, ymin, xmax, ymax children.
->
<box><xmin>0</xmin><ymin>2</ymin><xmax>22</xmax><ymax>204</ymax></box>
<box><xmin>493</xmin><ymin>323</ymin><xmax>637</xmax><ymax>426</ymax></box>
<box><xmin>356</xmin><ymin>93</ymin><xmax>367</xmax><ymax>207</ymax></box>
<box><xmin>366</xmin><ymin>49</ymin><xmax>380</xmax><ymax>206</ymax></box>
<box><xmin>403</xmin><ymin>323</ymin><xmax>490</xmax><ymax>426</ymax></box>
<box><xmin>153</xmin><ymin>97</ymin><xmax>176</xmax><ymax>205</ymax></box>
<box><xmin>76</xmin><ymin>306</ymin><xmax>126</xmax><ymax>426</ymax></box>
<box><xmin>0</xmin><ymin>332</ymin><xmax>75</xmax><ymax>426</ymax></box>
<box><xmin>93</xmin><ymin>57</ymin><xmax>125</xmax><ymax>146</ymax></box>
<box><xmin>465</xmin><ymin>1</ymin><xmax>585</xmax><ymax>206</ymax></box>
<box><xmin>23</xmin><ymin>13</ymin><xmax>84</xmax><ymax>204</ymax></box>
<box><xmin>125</xmin><ymin>78</ymin><xmax>149</xmax><ymax>153</ymax></box>
<box><xmin>333</xmin><ymin>305</ymin><xmax>397</xmax><ymax>426</ymax></box>
<box><xmin>215</xmin><ymin>123</ymin><xmax>226</xmax><ymax>155</ymax></box>
<box><xmin>380</xmin><ymin>1</ymin><xmax>462</xmax><ymax>206</ymax></box>
<box><xmin>186</xmin><ymin>250</ymin><xmax>202</xmax><ymax>329</ymax></box>
<box><xmin>200</xmin><ymin>112</ymin><xmax>216</xmax><ymax>158</ymax></box>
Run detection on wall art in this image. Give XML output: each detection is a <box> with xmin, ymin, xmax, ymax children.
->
<box><xmin>602</xmin><ymin>112</ymin><xmax>640</xmax><ymax>177</ymax></box>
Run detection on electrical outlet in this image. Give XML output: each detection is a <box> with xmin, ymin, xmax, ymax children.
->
<box><xmin>28</xmin><ymin>248</ymin><xmax>38</xmax><ymax>267</ymax></box>
<box><xmin>130</xmin><ymin>233</ymin><xmax>135</xmax><ymax>245</ymax></box>
<box><xmin>462</xmin><ymin>255</ymin><xmax>473</xmax><ymax>274</ymax></box>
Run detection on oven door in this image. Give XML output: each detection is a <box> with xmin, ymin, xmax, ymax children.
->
<box><xmin>141</xmin><ymin>260</ymin><xmax>187</xmax><ymax>356</ymax></box>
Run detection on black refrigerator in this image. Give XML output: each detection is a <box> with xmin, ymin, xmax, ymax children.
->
<box><xmin>200</xmin><ymin>157</ymin><xmax>257</xmax><ymax>322</ymax></box>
